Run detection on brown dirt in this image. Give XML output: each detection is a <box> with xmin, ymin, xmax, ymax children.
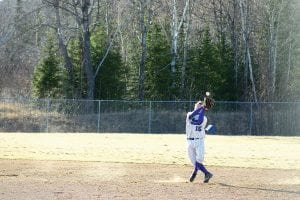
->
<box><xmin>0</xmin><ymin>160</ymin><xmax>300</xmax><ymax>200</ymax></box>
<box><xmin>0</xmin><ymin>133</ymin><xmax>300</xmax><ymax>199</ymax></box>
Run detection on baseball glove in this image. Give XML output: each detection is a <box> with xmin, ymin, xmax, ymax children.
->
<box><xmin>204</xmin><ymin>96</ymin><xmax>214</xmax><ymax>110</ymax></box>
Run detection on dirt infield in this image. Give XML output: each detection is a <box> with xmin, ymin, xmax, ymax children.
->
<box><xmin>0</xmin><ymin>133</ymin><xmax>300</xmax><ymax>199</ymax></box>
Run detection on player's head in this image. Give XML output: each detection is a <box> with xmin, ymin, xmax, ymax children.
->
<box><xmin>194</xmin><ymin>101</ymin><xmax>202</xmax><ymax>110</ymax></box>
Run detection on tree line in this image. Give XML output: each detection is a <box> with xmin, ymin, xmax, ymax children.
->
<box><xmin>0</xmin><ymin>0</ymin><xmax>299</xmax><ymax>102</ymax></box>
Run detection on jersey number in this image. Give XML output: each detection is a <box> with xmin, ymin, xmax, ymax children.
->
<box><xmin>195</xmin><ymin>126</ymin><xmax>202</xmax><ymax>132</ymax></box>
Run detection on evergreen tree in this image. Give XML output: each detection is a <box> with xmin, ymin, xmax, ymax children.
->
<box><xmin>215</xmin><ymin>36</ymin><xmax>235</xmax><ymax>100</ymax></box>
<box><xmin>145</xmin><ymin>24</ymin><xmax>172</xmax><ymax>100</ymax></box>
<box><xmin>187</xmin><ymin>28</ymin><xmax>234</xmax><ymax>100</ymax></box>
<box><xmin>67</xmin><ymin>27</ymin><xmax>125</xmax><ymax>100</ymax></box>
<box><xmin>68</xmin><ymin>37</ymin><xmax>85</xmax><ymax>97</ymax></box>
<box><xmin>187</xmin><ymin>28</ymin><xmax>217</xmax><ymax>99</ymax></box>
<box><xmin>288</xmin><ymin>40</ymin><xmax>300</xmax><ymax>100</ymax></box>
<box><xmin>32</xmin><ymin>32</ymin><xmax>63</xmax><ymax>98</ymax></box>
<box><xmin>91</xmin><ymin>27</ymin><xmax>125</xmax><ymax>100</ymax></box>
<box><xmin>124</xmin><ymin>38</ymin><xmax>140</xmax><ymax>100</ymax></box>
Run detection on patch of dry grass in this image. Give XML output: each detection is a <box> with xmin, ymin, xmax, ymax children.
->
<box><xmin>0</xmin><ymin>102</ymin><xmax>44</xmax><ymax>119</ymax></box>
<box><xmin>0</xmin><ymin>133</ymin><xmax>299</xmax><ymax>170</ymax></box>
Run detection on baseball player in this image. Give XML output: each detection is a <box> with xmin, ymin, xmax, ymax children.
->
<box><xmin>186</xmin><ymin>95</ymin><xmax>214</xmax><ymax>183</ymax></box>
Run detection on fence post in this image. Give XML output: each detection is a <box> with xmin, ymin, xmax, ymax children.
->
<box><xmin>97</xmin><ymin>100</ymin><xmax>101</xmax><ymax>133</ymax></box>
<box><xmin>46</xmin><ymin>98</ymin><xmax>50</xmax><ymax>133</ymax></box>
<box><xmin>249</xmin><ymin>102</ymin><xmax>253</xmax><ymax>135</ymax></box>
<box><xmin>148</xmin><ymin>101</ymin><xmax>152</xmax><ymax>133</ymax></box>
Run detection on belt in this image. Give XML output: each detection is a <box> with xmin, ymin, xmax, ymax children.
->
<box><xmin>187</xmin><ymin>138</ymin><xmax>200</xmax><ymax>140</ymax></box>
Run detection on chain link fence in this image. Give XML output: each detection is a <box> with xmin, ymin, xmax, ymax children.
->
<box><xmin>0</xmin><ymin>98</ymin><xmax>299</xmax><ymax>136</ymax></box>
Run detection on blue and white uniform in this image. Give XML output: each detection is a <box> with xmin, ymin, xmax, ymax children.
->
<box><xmin>186</xmin><ymin>102</ymin><xmax>213</xmax><ymax>183</ymax></box>
<box><xmin>186</xmin><ymin>106</ymin><xmax>207</xmax><ymax>165</ymax></box>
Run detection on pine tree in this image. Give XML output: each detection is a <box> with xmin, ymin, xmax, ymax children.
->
<box><xmin>187</xmin><ymin>28</ymin><xmax>235</xmax><ymax>100</ymax></box>
<box><xmin>68</xmin><ymin>37</ymin><xmax>85</xmax><ymax>97</ymax></box>
<box><xmin>187</xmin><ymin>28</ymin><xmax>217</xmax><ymax>99</ymax></box>
<box><xmin>145</xmin><ymin>24</ymin><xmax>172</xmax><ymax>100</ymax></box>
<box><xmin>32</xmin><ymin>32</ymin><xmax>63</xmax><ymax>98</ymax></box>
<box><xmin>67</xmin><ymin>26</ymin><xmax>125</xmax><ymax>100</ymax></box>
<box><xmin>91</xmin><ymin>27</ymin><xmax>125</xmax><ymax>100</ymax></box>
<box><xmin>215</xmin><ymin>35</ymin><xmax>235</xmax><ymax>100</ymax></box>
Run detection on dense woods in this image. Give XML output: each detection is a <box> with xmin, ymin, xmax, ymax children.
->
<box><xmin>0</xmin><ymin>0</ymin><xmax>299</xmax><ymax>102</ymax></box>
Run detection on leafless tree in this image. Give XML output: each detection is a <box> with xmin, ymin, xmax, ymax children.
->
<box><xmin>169</xmin><ymin>0</ymin><xmax>189</xmax><ymax>95</ymax></box>
<box><xmin>180</xmin><ymin>0</ymin><xmax>192</xmax><ymax>99</ymax></box>
<box><xmin>239</xmin><ymin>0</ymin><xmax>257</xmax><ymax>102</ymax></box>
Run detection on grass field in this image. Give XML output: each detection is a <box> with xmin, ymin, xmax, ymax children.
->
<box><xmin>0</xmin><ymin>133</ymin><xmax>300</xmax><ymax>199</ymax></box>
<box><xmin>1</xmin><ymin>133</ymin><xmax>299</xmax><ymax>169</ymax></box>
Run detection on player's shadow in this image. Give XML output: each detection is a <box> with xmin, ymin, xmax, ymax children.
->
<box><xmin>218</xmin><ymin>183</ymin><xmax>300</xmax><ymax>195</ymax></box>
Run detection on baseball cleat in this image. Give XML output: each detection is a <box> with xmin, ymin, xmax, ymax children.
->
<box><xmin>189</xmin><ymin>171</ymin><xmax>197</xmax><ymax>182</ymax></box>
<box><xmin>203</xmin><ymin>172</ymin><xmax>213</xmax><ymax>183</ymax></box>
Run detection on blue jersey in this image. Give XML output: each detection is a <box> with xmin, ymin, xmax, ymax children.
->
<box><xmin>188</xmin><ymin>106</ymin><xmax>205</xmax><ymax>125</ymax></box>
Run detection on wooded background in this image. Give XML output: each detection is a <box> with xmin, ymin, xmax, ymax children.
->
<box><xmin>0</xmin><ymin>0</ymin><xmax>299</xmax><ymax>102</ymax></box>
